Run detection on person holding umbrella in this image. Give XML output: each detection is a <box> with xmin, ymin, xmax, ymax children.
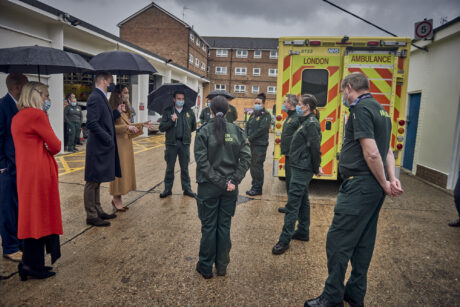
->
<box><xmin>159</xmin><ymin>91</ymin><xmax>197</xmax><ymax>198</ymax></box>
<box><xmin>12</xmin><ymin>81</ymin><xmax>62</xmax><ymax>280</ymax></box>
<box><xmin>0</xmin><ymin>73</ymin><xmax>28</xmax><ymax>263</ymax></box>
<box><xmin>83</xmin><ymin>72</ymin><xmax>121</xmax><ymax>227</ymax></box>
<box><xmin>194</xmin><ymin>95</ymin><xmax>251</xmax><ymax>278</ymax></box>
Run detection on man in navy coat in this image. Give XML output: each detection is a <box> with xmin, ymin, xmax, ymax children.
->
<box><xmin>84</xmin><ymin>72</ymin><xmax>122</xmax><ymax>227</ymax></box>
<box><xmin>0</xmin><ymin>73</ymin><xmax>28</xmax><ymax>262</ymax></box>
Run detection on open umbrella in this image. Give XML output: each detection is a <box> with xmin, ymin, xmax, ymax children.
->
<box><xmin>89</xmin><ymin>51</ymin><xmax>157</xmax><ymax>75</ymax></box>
<box><xmin>0</xmin><ymin>45</ymin><xmax>94</xmax><ymax>80</ymax></box>
<box><xmin>148</xmin><ymin>83</ymin><xmax>197</xmax><ymax>115</ymax></box>
<box><xmin>206</xmin><ymin>90</ymin><xmax>234</xmax><ymax>100</ymax></box>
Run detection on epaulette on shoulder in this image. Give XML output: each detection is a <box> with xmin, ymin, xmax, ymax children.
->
<box><xmin>196</xmin><ymin>122</ymin><xmax>208</xmax><ymax>132</ymax></box>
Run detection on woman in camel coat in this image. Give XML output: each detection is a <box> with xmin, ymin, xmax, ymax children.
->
<box><xmin>109</xmin><ymin>84</ymin><xmax>150</xmax><ymax>211</ymax></box>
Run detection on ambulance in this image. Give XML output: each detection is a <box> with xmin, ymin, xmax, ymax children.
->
<box><xmin>273</xmin><ymin>36</ymin><xmax>411</xmax><ymax>180</ymax></box>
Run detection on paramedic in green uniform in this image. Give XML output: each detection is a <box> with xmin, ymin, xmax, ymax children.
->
<box><xmin>225</xmin><ymin>103</ymin><xmax>238</xmax><ymax>123</ymax></box>
<box><xmin>245</xmin><ymin>93</ymin><xmax>272</xmax><ymax>196</ymax></box>
<box><xmin>64</xmin><ymin>95</ymin><xmax>82</xmax><ymax>152</ymax></box>
<box><xmin>278</xmin><ymin>94</ymin><xmax>301</xmax><ymax>214</ymax></box>
<box><xmin>305</xmin><ymin>73</ymin><xmax>404</xmax><ymax>307</ymax></box>
<box><xmin>199</xmin><ymin>99</ymin><xmax>212</xmax><ymax>125</ymax></box>
<box><xmin>194</xmin><ymin>95</ymin><xmax>251</xmax><ymax>279</ymax></box>
<box><xmin>272</xmin><ymin>94</ymin><xmax>323</xmax><ymax>255</ymax></box>
<box><xmin>159</xmin><ymin>91</ymin><xmax>197</xmax><ymax>198</ymax></box>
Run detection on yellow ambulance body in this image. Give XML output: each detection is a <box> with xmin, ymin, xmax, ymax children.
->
<box><xmin>273</xmin><ymin>36</ymin><xmax>411</xmax><ymax>180</ymax></box>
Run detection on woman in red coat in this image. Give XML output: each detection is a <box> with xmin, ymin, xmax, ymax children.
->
<box><xmin>11</xmin><ymin>81</ymin><xmax>62</xmax><ymax>281</ymax></box>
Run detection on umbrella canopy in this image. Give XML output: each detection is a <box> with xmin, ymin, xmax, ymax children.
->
<box><xmin>0</xmin><ymin>45</ymin><xmax>94</xmax><ymax>75</ymax></box>
<box><xmin>89</xmin><ymin>51</ymin><xmax>157</xmax><ymax>75</ymax></box>
<box><xmin>206</xmin><ymin>90</ymin><xmax>234</xmax><ymax>100</ymax></box>
<box><xmin>148</xmin><ymin>83</ymin><xmax>197</xmax><ymax>115</ymax></box>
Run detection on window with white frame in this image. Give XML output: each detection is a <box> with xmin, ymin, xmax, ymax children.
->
<box><xmin>234</xmin><ymin>84</ymin><xmax>246</xmax><ymax>93</ymax></box>
<box><xmin>207</xmin><ymin>66</ymin><xmax>210</xmax><ymax>73</ymax></box>
<box><xmin>269</xmin><ymin>68</ymin><xmax>278</xmax><ymax>77</ymax></box>
<box><xmin>215</xmin><ymin>66</ymin><xmax>227</xmax><ymax>75</ymax></box>
<box><xmin>236</xmin><ymin>49</ymin><xmax>248</xmax><ymax>58</ymax></box>
<box><xmin>196</xmin><ymin>37</ymin><xmax>201</xmax><ymax>47</ymax></box>
<box><xmin>267</xmin><ymin>86</ymin><xmax>277</xmax><ymax>94</ymax></box>
<box><xmin>189</xmin><ymin>53</ymin><xmax>194</xmax><ymax>64</ymax></box>
<box><xmin>202</xmin><ymin>45</ymin><xmax>207</xmax><ymax>52</ymax></box>
<box><xmin>215</xmin><ymin>84</ymin><xmax>226</xmax><ymax>91</ymax></box>
<box><xmin>253</xmin><ymin>68</ymin><xmax>261</xmax><ymax>76</ymax></box>
<box><xmin>216</xmin><ymin>49</ymin><xmax>228</xmax><ymax>57</ymax></box>
<box><xmin>254</xmin><ymin>50</ymin><xmax>262</xmax><ymax>58</ymax></box>
<box><xmin>235</xmin><ymin>67</ymin><xmax>247</xmax><ymax>75</ymax></box>
<box><xmin>270</xmin><ymin>50</ymin><xmax>278</xmax><ymax>59</ymax></box>
<box><xmin>190</xmin><ymin>33</ymin><xmax>194</xmax><ymax>42</ymax></box>
<box><xmin>252</xmin><ymin>85</ymin><xmax>259</xmax><ymax>93</ymax></box>
<box><xmin>195</xmin><ymin>58</ymin><xmax>199</xmax><ymax>67</ymax></box>
<box><xmin>201</xmin><ymin>62</ymin><xmax>206</xmax><ymax>71</ymax></box>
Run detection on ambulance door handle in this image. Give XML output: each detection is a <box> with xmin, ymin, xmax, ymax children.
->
<box><xmin>326</xmin><ymin>121</ymin><xmax>332</xmax><ymax>130</ymax></box>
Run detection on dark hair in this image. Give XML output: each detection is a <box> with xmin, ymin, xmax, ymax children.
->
<box><xmin>65</xmin><ymin>93</ymin><xmax>74</xmax><ymax>101</ymax></box>
<box><xmin>94</xmin><ymin>71</ymin><xmax>111</xmax><ymax>84</ymax></box>
<box><xmin>173</xmin><ymin>91</ymin><xmax>185</xmax><ymax>99</ymax></box>
<box><xmin>300</xmin><ymin>94</ymin><xmax>320</xmax><ymax>120</ymax></box>
<box><xmin>210</xmin><ymin>95</ymin><xmax>229</xmax><ymax>145</ymax></box>
<box><xmin>108</xmin><ymin>84</ymin><xmax>124</xmax><ymax>111</ymax></box>
<box><xmin>256</xmin><ymin>93</ymin><xmax>266</xmax><ymax>104</ymax></box>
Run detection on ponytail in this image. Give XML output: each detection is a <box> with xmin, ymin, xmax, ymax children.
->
<box><xmin>300</xmin><ymin>94</ymin><xmax>320</xmax><ymax>120</ymax></box>
<box><xmin>210</xmin><ymin>96</ymin><xmax>229</xmax><ymax>145</ymax></box>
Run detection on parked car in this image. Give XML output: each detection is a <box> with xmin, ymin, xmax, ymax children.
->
<box><xmin>148</xmin><ymin>109</ymin><xmax>161</xmax><ymax>134</ymax></box>
<box><xmin>77</xmin><ymin>101</ymin><xmax>88</xmax><ymax>138</ymax></box>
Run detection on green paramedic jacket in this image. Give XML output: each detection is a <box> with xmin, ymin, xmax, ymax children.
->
<box><xmin>159</xmin><ymin>107</ymin><xmax>196</xmax><ymax>145</ymax></box>
<box><xmin>194</xmin><ymin>119</ymin><xmax>251</xmax><ymax>190</ymax></box>
<box><xmin>245</xmin><ymin>108</ymin><xmax>272</xmax><ymax>146</ymax></box>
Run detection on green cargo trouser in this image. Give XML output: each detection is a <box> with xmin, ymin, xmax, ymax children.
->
<box><xmin>163</xmin><ymin>141</ymin><xmax>191</xmax><ymax>192</ymax></box>
<box><xmin>279</xmin><ymin>167</ymin><xmax>313</xmax><ymax>243</ymax></box>
<box><xmin>249</xmin><ymin>144</ymin><xmax>267</xmax><ymax>192</ymax></box>
<box><xmin>66</xmin><ymin>121</ymin><xmax>80</xmax><ymax>150</ymax></box>
<box><xmin>285</xmin><ymin>156</ymin><xmax>292</xmax><ymax>192</ymax></box>
<box><xmin>322</xmin><ymin>175</ymin><xmax>386</xmax><ymax>304</ymax></box>
<box><xmin>196</xmin><ymin>182</ymin><xmax>238</xmax><ymax>275</ymax></box>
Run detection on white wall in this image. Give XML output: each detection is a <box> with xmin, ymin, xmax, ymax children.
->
<box><xmin>408</xmin><ymin>28</ymin><xmax>460</xmax><ymax>187</ymax></box>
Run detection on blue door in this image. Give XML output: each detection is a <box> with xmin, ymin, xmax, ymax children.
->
<box><xmin>403</xmin><ymin>93</ymin><xmax>421</xmax><ymax>170</ymax></box>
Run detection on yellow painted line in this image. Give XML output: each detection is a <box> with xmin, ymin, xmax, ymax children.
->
<box><xmin>57</xmin><ymin>156</ymin><xmax>71</xmax><ymax>173</ymax></box>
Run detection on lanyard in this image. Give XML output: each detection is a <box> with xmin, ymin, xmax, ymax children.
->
<box><xmin>350</xmin><ymin>93</ymin><xmax>372</xmax><ymax>108</ymax></box>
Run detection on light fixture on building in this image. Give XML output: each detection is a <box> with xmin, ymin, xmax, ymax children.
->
<box><xmin>59</xmin><ymin>13</ymin><xmax>81</xmax><ymax>26</ymax></box>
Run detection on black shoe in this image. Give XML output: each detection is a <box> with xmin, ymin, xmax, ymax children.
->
<box><xmin>76</xmin><ymin>142</ymin><xmax>83</xmax><ymax>145</ymax></box>
<box><xmin>292</xmin><ymin>231</ymin><xmax>310</xmax><ymax>242</ymax></box>
<box><xmin>71</xmin><ymin>148</ymin><xmax>78</xmax><ymax>152</ymax></box>
<box><xmin>216</xmin><ymin>267</ymin><xmax>227</xmax><ymax>276</ymax></box>
<box><xmin>18</xmin><ymin>263</ymin><xmax>56</xmax><ymax>281</ymax></box>
<box><xmin>160</xmin><ymin>190</ymin><xmax>172</xmax><ymax>198</ymax></box>
<box><xmin>86</xmin><ymin>218</ymin><xmax>110</xmax><ymax>227</ymax></box>
<box><xmin>196</xmin><ymin>262</ymin><xmax>213</xmax><ymax>279</ymax></box>
<box><xmin>246</xmin><ymin>189</ymin><xmax>262</xmax><ymax>196</ymax></box>
<box><xmin>344</xmin><ymin>293</ymin><xmax>364</xmax><ymax>307</ymax></box>
<box><xmin>304</xmin><ymin>295</ymin><xmax>344</xmax><ymax>307</ymax></box>
<box><xmin>278</xmin><ymin>207</ymin><xmax>287</xmax><ymax>213</ymax></box>
<box><xmin>448</xmin><ymin>219</ymin><xmax>460</xmax><ymax>227</ymax></box>
<box><xmin>183</xmin><ymin>190</ymin><xmax>196</xmax><ymax>198</ymax></box>
<box><xmin>272</xmin><ymin>241</ymin><xmax>289</xmax><ymax>255</ymax></box>
<box><xmin>99</xmin><ymin>212</ymin><xmax>116</xmax><ymax>220</ymax></box>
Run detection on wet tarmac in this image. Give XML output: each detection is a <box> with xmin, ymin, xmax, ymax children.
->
<box><xmin>1</xmin><ymin>134</ymin><xmax>459</xmax><ymax>306</ymax></box>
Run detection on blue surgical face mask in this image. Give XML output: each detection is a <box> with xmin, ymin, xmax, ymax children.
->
<box><xmin>254</xmin><ymin>104</ymin><xmax>263</xmax><ymax>111</ymax></box>
<box><xmin>281</xmin><ymin>104</ymin><xmax>288</xmax><ymax>112</ymax></box>
<box><xmin>43</xmin><ymin>100</ymin><xmax>51</xmax><ymax>112</ymax></box>
<box><xmin>295</xmin><ymin>105</ymin><xmax>303</xmax><ymax>115</ymax></box>
<box><xmin>107</xmin><ymin>83</ymin><xmax>115</xmax><ymax>92</ymax></box>
<box><xmin>342</xmin><ymin>96</ymin><xmax>349</xmax><ymax>108</ymax></box>
<box><xmin>71</xmin><ymin>102</ymin><xmax>77</xmax><ymax>107</ymax></box>
<box><xmin>207</xmin><ymin>103</ymin><xmax>211</xmax><ymax>107</ymax></box>
<box><xmin>176</xmin><ymin>100</ymin><xmax>185</xmax><ymax>107</ymax></box>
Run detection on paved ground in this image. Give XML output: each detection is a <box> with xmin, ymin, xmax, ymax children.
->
<box><xmin>1</xmin><ymin>133</ymin><xmax>459</xmax><ymax>306</ymax></box>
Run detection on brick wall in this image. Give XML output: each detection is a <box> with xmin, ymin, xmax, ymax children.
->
<box><xmin>119</xmin><ymin>6</ymin><xmax>188</xmax><ymax>68</ymax></box>
<box><xmin>416</xmin><ymin>164</ymin><xmax>448</xmax><ymax>188</ymax></box>
<box><xmin>187</xmin><ymin>33</ymin><xmax>208</xmax><ymax>76</ymax></box>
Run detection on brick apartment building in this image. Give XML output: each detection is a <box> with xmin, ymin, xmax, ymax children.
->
<box><xmin>203</xmin><ymin>36</ymin><xmax>278</xmax><ymax>119</ymax></box>
<box><xmin>118</xmin><ymin>2</ymin><xmax>209</xmax><ymax>77</ymax></box>
<box><xmin>118</xmin><ymin>2</ymin><xmax>278</xmax><ymax>120</ymax></box>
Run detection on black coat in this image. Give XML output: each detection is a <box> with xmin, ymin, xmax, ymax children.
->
<box><xmin>84</xmin><ymin>89</ymin><xmax>121</xmax><ymax>182</ymax></box>
<box><xmin>0</xmin><ymin>94</ymin><xmax>18</xmax><ymax>176</ymax></box>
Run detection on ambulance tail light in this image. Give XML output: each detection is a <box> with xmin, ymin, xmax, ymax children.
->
<box><xmin>396</xmin><ymin>144</ymin><xmax>403</xmax><ymax>150</ymax></box>
<box><xmin>367</xmin><ymin>41</ymin><xmax>379</xmax><ymax>46</ymax></box>
<box><xmin>398</xmin><ymin>128</ymin><xmax>405</xmax><ymax>134</ymax></box>
<box><xmin>275</xmin><ymin>138</ymin><xmax>281</xmax><ymax>144</ymax></box>
<box><xmin>276</xmin><ymin>115</ymin><xmax>283</xmax><ymax>121</ymax></box>
<box><xmin>309</xmin><ymin>40</ymin><xmax>321</xmax><ymax>46</ymax></box>
<box><xmin>399</xmin><ymin>120</ymin><xmax>405</xmax><ymax>126</ymax></box>
<box><xmin>276</xmin><ymin>123</ymin><xmax>282</xmax><ymax>129</ymax></box>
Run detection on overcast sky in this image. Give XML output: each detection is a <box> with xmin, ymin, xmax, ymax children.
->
<box><xmin>40</xmin><ymin>0</ymin><xmax>459</xmax><ymax>39</ymax></box>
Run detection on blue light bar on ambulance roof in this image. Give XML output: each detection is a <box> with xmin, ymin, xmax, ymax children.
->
<box><xmin>381</xmin><ymin>40</ymin><xmax>408</xmax><ymax>46</ymax></box>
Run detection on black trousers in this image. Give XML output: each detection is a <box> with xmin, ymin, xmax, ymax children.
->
<box><xmin>22</xmin><ymin>235</ymin><xmax>60</xmax><ymax>270</ymax></box>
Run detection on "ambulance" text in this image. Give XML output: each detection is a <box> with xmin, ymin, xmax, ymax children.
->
<box><xmin>351</xmin><ymin>55</ymin><xmax>392</xmax><ymax>63</ymax></box>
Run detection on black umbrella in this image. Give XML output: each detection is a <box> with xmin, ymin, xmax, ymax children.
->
<box><xmin>206</xmin><ymin>90</ymin><xmax>234</xmax><ymax>100</ymax></box>
<box><xmin>89</xmin><ymin>51</ymin><xmax>157</xmax><ymax>75</ymax></box>
<box><xmin>0</xmin><ymin>45</ymin><xmax>94</xmax><ymax>79</ymax></box>
<box><xmin>148</xmin><ymin>83</ymin><xmax>197</xmax><ymax>115</ymax></box>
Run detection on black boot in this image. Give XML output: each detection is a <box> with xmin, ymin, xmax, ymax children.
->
<box><xmin>18</xmin><ymin>263</ymin><xmax>56</xmax><ymax>281</ymax></box>
<box><xmin>278</xmin><ymin>207</ymin><xmax>287</xmax><ymax>213</ymax></box>
<box><xmin>160</xmin><ymin>190</ymin><xmax>172</xmax><ymax>198</ymax></box>
<box><xmin>272</xmin><ymin>241</ymin><xmax>289</xmax><ymax>255</ymax></box>
<box><xmin>448</xmin><ymin>219</ymin><xmax>460</xmax><ymax>227</ymax></box>
<box><xmin>304</xmin><ymin>295</ymin><xmax>344</xmax><ymax>307</ymax></box>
